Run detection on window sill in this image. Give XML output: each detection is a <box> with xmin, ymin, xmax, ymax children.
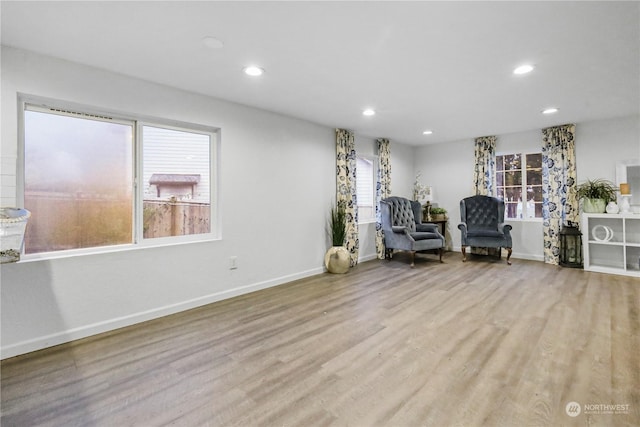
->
<box><xmin>19</xmin><ymin>236</ymin><xmax>221</xmax><ymax>263</ymax></box>
<box><xmin>505</xmin><ymin>218</ymin><xmax>543</xmax><ymax>223</ymax></box>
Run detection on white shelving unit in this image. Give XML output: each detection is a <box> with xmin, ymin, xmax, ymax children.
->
<box><xmin>582</xmin><ymin>213</ymin><xmax>640</xmax><ymax>277</ymax></box>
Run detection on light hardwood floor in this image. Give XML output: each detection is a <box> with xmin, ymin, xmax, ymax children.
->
<box><xmin>1</xmin><ymin>253</ymin><xmax>639</xmax><ymax>427</ymax></box>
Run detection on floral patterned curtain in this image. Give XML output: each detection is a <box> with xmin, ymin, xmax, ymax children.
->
<box><xmin>542</xmin><ymin>124</ymin><xmax>578</xmax><ymax>265</ymax></box>
<box><xmin>471</xmin><ymin>136</ymin><xmax>497</xmax><ymax>256</ymax></box>
<box><xmin>473</xmin><ymin>136</ymin><xmax>496</xmax><ymax>195</ymax></box>
<box><xmin>336</xmin><ymin>129</ymin><xmax>359</xmax><ymax>266</ymax></box>
<box><xmin>376</xmin><ymin>138</ymin><xmax>391</xmax><ymax>259</ymax></box>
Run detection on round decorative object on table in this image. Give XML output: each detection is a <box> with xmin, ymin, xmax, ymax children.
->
<box><xmin>591</xmin><ymin>224</ymin><xmax>614</xmax><ymax>242</ymax></box>
<box><xmin>606</xmin><ymin>202</ymin><xmax>619</xmax><ymax>214</ymax></box>
<box><xmin>324</xmin><ymin>246</ymin><xmax>350</xmax><ymax>274</ymax></box>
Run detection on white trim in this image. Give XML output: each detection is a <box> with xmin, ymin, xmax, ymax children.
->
<box><xmin>0</xmin><ymin>266</ymin><xmax>324</xmax><ymax>359</ymax></box>
<box><xmin>358</xmin><ymin>252</ymin><xmax>379</xmax><ymax>263</ymax></box>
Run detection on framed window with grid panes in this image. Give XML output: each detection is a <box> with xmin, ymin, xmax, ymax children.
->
<box><xmin>496</xmin><ymin>153</ymin><xmax>542</xmax><ymax>219</ymax></box>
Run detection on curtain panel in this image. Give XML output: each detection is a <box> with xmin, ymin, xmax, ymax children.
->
<box><xmin>473</xmin><ymin>136</ymin><xmax>497</xmax><ymax>195</ymax></box>
<box><xmin>336</xmin><ymin>129</ymin><xmax>359</xmax><ymax>266</ymax></box>
<box><xmin>472</xmin><ymin>136</ymin><xmax>497</xmax><ymax>256</ymax></box>
<box><xmin>542</xmin><ymin>124</ymin><xmax>578</xmax><ymax>265</ymax></box>
<box><xmin>375</xmin><ymin>138</ymin><xmax>391</xmax><ymax>259</ymax></box>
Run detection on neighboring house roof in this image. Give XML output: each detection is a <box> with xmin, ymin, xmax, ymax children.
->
<box><xmin>149</xmin><ymin>174</ymin><xmax>201</xmax><ymax>185</ymax></box>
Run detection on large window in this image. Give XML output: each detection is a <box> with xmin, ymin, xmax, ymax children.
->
<box><xmin>22</xmin><ymin>102</ymin><xmax>217</xmax><ymax>256</ymax></box>
<box><xmin>496</xmin><ymin>152</ymin><xmax>542</xmax><ymax>219</ymax></box>
<box><xmin>356</xmin><ymin>156</ymin><xmax>376</xmax><ymax>223</ymax></box>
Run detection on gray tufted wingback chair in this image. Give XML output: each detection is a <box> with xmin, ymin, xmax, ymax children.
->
<box><xmin>380</xmin><ymin>196</ymin><xmax>445</xmax><ymax>267</ymax></box>
<box><xmin>458</xmin><ymin>195</ymin><xmax>513</xmax><ymax>265</ymax></box>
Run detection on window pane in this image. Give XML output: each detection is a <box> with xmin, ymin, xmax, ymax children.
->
<box><xmin>535</xmin><ymin>203</ymin><xmax>543</xmax><ymax>218</ymax></box>
<box><xmin>527</xmin><ymin>153</ymin><xmax>542</xmax><ymax>169</ymax></box>
<box><xmin>24</xmin><ymin>110</ymin><xmax>133</xmax><ymax>254</ymax></box>
<box><xmin>505</xmin><ymin>202</ymin><xmax>519</xmax><ymax>219</ymax></box>
<box><xmin>496</xmin><ymin>156</ymin><xmax>504</xmax><ymax>171</ymax></box>
<box><xmin>505</xmin><ymin>187</ymin><xmax>522</xmax><ymax>201</ymax></box>
<box><xmin>504</xmin><ymin>171</ymin><xmax>522</xmax><ymax>186</ymax></box>
<box><xmin>503</xmin><ymin>155</ymin><xmax>521</xmax><ymax>170</ymax></box>
<box><xmin>527</xmin><ymin>170</ymin><xmax>542</xmax><ymax>186</ymax></box>
<box><xmin>528</xmin><ymin>186</ymin><xmax>543</xmax><ymax>202</ymax></box>
<box><xmin>142</xmin><ymin>126</ymin><xmax>211</xmax><ymax>238</ymax></box>
<box><xmin>496</xmin><ymin>172</ymin><xmax>504</xmax><ymax>187</ymax></box>
<box><xmin>526</xmin><ymin>153</ymin><xmax>543</xmax><ymax>218</ymax></box>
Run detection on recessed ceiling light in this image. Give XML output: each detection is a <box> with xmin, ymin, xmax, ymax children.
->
<box><xmin>243</xmin><ymin>66</ymin><xmax>265</xmax><ymax>77</ymax></box>
<box><xmin>422</xmin><ymin>130</ymin><xmax>433</xmax><ymax>135</ymax></box>
<box><xmin>202</xmin><ymin>37</ymin><xmax>224</xmax><ymax>49</ymax></box>
<box><xmin>542</xmin><ymin>107</ymin><xmax>559</xmax><ymax>114</ymax></box>
<box><xmin>513</xmin><ymin>64</ymin><xmax>534</xmax><ymax>75</ymax></box>
<box><xmin>362</xmin><ymin>109</ymin><xmax>375</xmax><ymax>116</ymax></box>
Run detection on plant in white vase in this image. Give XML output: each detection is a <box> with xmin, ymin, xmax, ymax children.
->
<box><xmin>576</xmin><ymin>179</ymin><xmax>617</xmax><ymax>213</ymax></box>
<box><xmin>324</xmin><ymin>200</ymin><xmax>350</xmax><ymax>274</ymax></box>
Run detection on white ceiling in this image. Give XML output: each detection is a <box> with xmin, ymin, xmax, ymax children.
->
<box><xmin>2</xmin><ymin>1</ymin><xmax>638</xmax><ymax>146</ymax></box>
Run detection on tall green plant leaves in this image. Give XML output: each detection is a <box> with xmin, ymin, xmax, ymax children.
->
<box><xmin>330</xmin><ymin>200</ymin><xmax>347</xmax><ymax>246</ymax></box>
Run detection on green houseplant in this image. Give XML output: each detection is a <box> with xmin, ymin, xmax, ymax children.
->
<box><xmin>325</xmin><ymin>200</ymin><xmax>350</xmax><ymax>274</ymax></box>
<box><xmin>576</xmin><ymin>179</ymin><xmax>617</xmax><ymax>213</ymax></box>
<box><xmin>329</xmin><ymin>200</ymin><xmax>347</xmax><ymax>247</ymax></box>
<box><xmin>430</xmin><ymin>207</ymin><xmax>448</xmax><ymax>221</ymax></box>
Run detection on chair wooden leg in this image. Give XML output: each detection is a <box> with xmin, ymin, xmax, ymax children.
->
<box><xmin>461</xmin><ymin>246</ymin><xmax>467</xmax><ymax>262</ymax></box>
<box><xmin>410</xmin><ymin>251</ymin><xmax>416</xmax><ymax>268</ymax></box>
<box><xmin>439</xmin><ymin>247</ymin><xmax>444</xmax><ymax>263</ymax></box>
<box><xmin>506</xmin><ymin>248</ymin><xmax>512</xmax><ymax>265</ymax></box>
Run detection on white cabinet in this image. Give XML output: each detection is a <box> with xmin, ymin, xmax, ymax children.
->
<box><xmin>582</xmin><ymin>213</ymin><xmax>640</xmax><ymax>277</ymax></box>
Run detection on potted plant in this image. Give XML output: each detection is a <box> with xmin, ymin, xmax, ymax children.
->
<box><xmin>576</xmin><ymin>179</ymin><xmax>617</xmax><ymax>213</ymax></box>
<box><xmin>430</xmin><ymin>207</ymin><xmax>448</xmax><ymax>221</ymax></box>
<box><xmin>324</xmin><ymin>200</ymin><xmax>350</xmax><ymax>273</ymax></box>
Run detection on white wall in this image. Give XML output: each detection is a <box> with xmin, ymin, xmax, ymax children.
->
<box><xmin>575</xmin><ymin>115</ymin><xmax>640</xmax><ymax>183</ymax></box>
<box><xmin>413</xmin><ymin>137</ymin><xmax>476</xmax><ymax>254</ymax></box>
<box><xmin>414</xmin><ymin>116</ymin><xmax>640</xmax><ymax>261</ymax></box>
<box><xmin>0</xmin><ymin>47</ymin><xmax>338</xmax><ymax>358</ymax></box>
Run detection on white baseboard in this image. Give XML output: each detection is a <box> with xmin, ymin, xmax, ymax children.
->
<box><xmin>1</xmin><ymin>266</ymin><xmax>324</xmax><ymax>360</ymax></box>
<box><xmin>358</xmin><ymin>252</ymin><xmax>380</xmax><ymax>263</ymax></box>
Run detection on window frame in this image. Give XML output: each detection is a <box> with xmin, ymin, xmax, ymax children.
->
<box><xmin>495</xmin><ymin>151</ymin><xmax>543</xmax><ymax>222</ymax></box>
<box><xmin>18</xmin><ymin>95</ymin><xmax>220</xmax><ymax>260</ymax></box>
<box><xmin>356</xmin><ymin>154</ymin><xmax>378</xmax><ymax>224</ymax></box>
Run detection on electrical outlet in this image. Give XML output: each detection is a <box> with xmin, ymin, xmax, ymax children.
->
<box><xmin>229</xmin><ymin>256</ymin><xmax>238</xmax><ymax>270</ymax></box>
